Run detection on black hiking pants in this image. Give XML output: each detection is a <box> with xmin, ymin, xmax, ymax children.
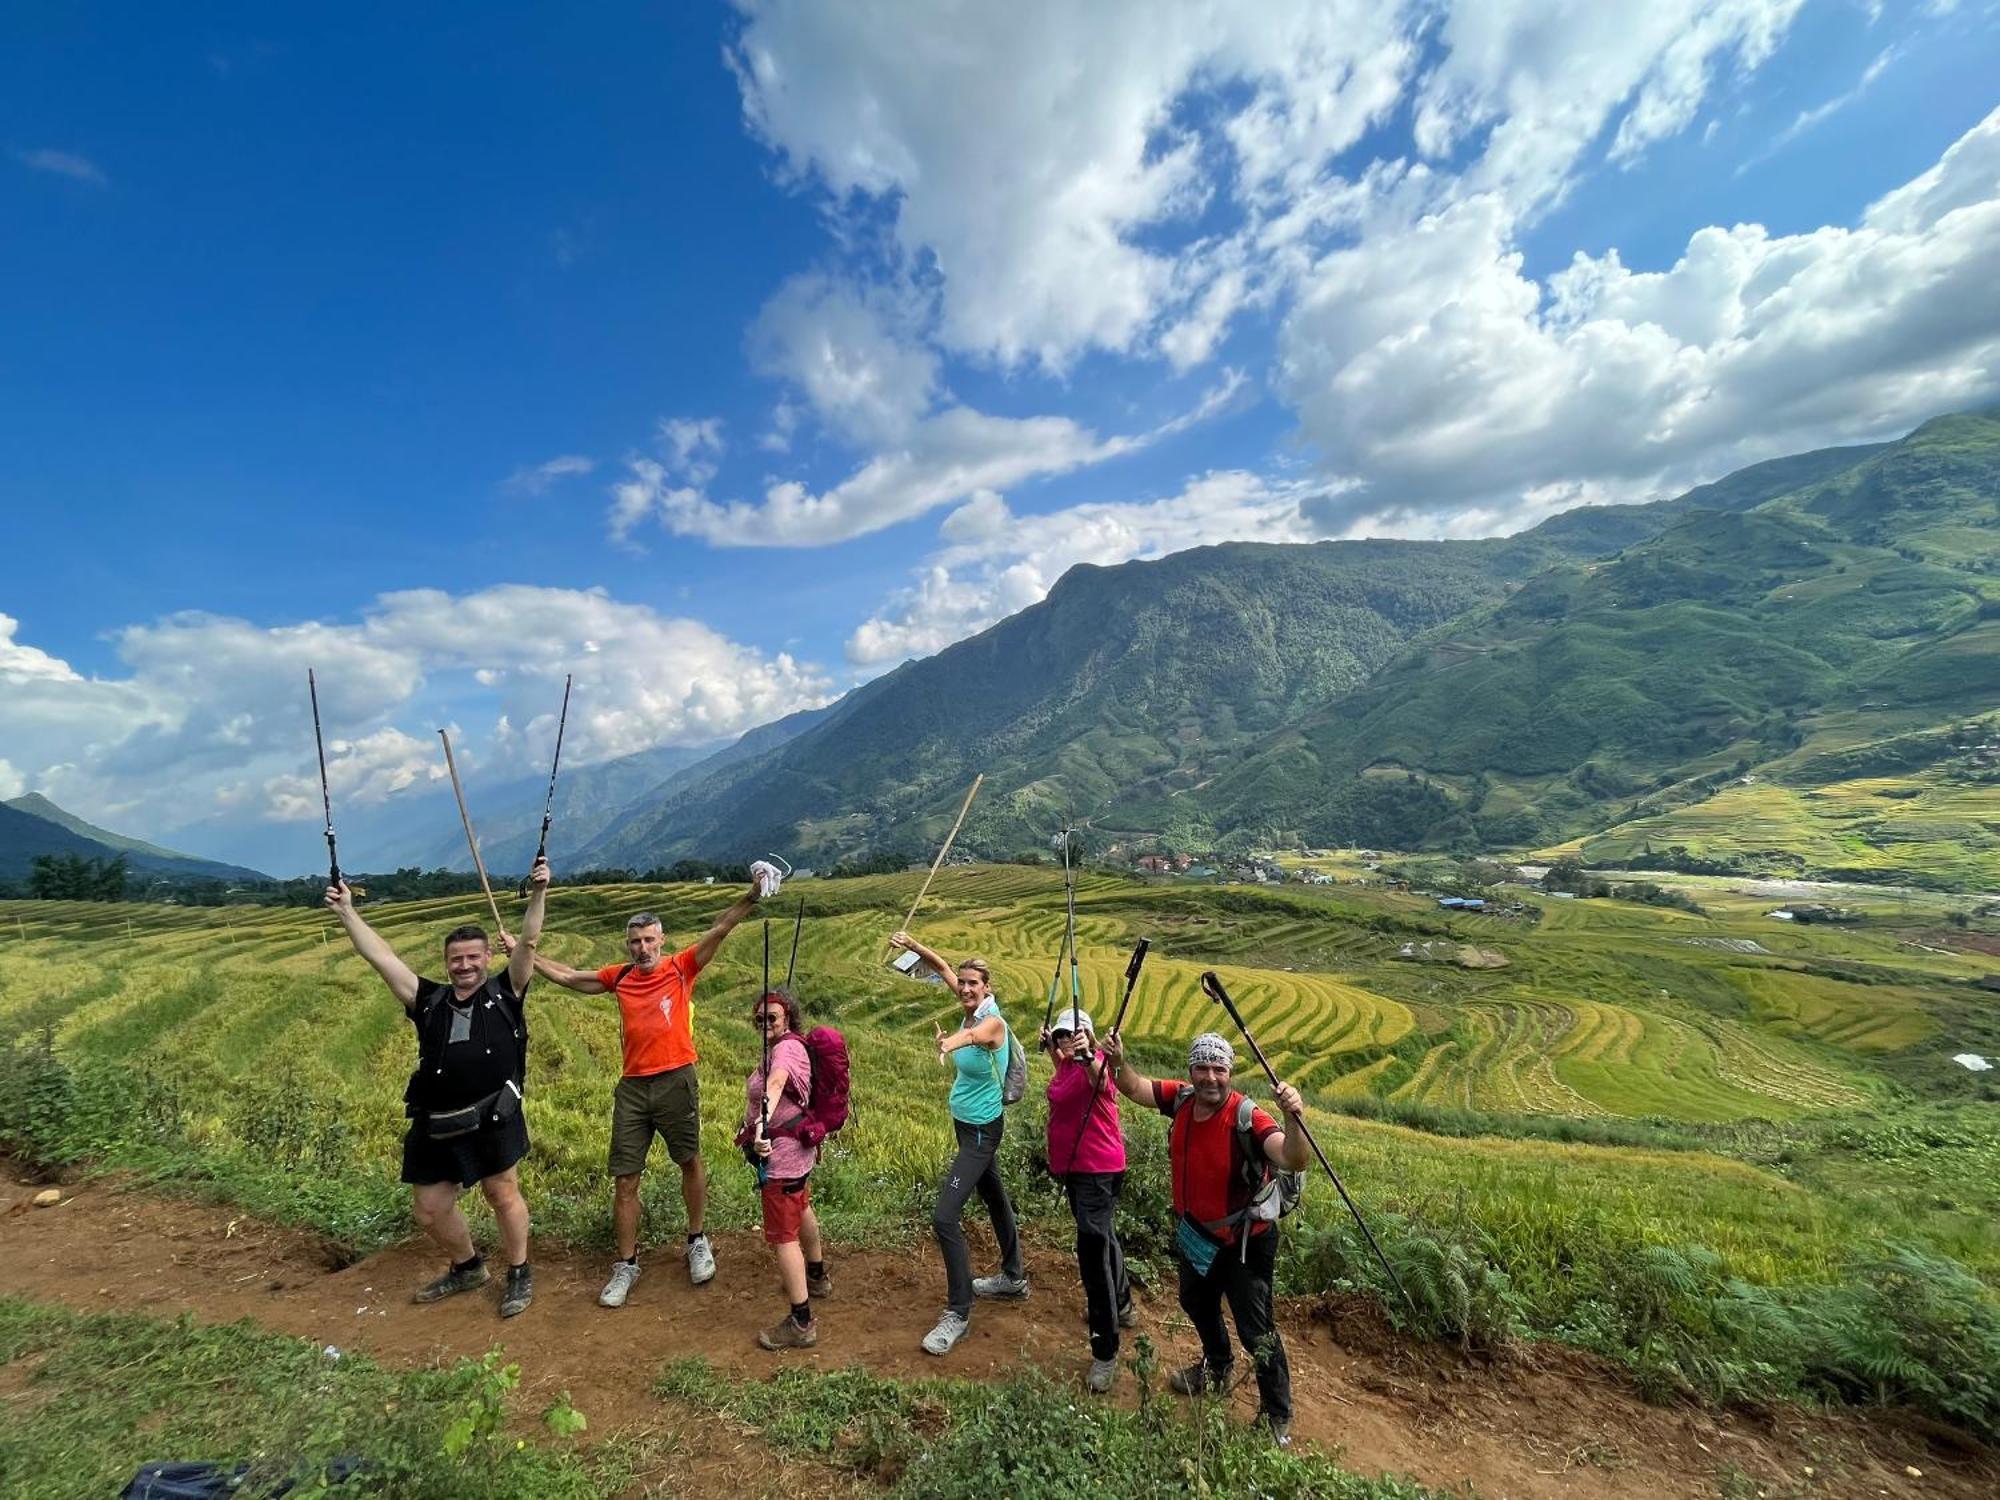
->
<box><xmin>1177</xmin><ymin>1225</ymin><xmax>1291</xmax><ymax>1423</ymax></box>
<box><xmin>934</xmin><ymin>1116</ymin><xmax>1022</xmax><ymax>1316</ymax></box>
<box><xmin>1065</xmin><ymin>1170</ymin><xmax>1130</xmax><ymax>1360</ymax></box>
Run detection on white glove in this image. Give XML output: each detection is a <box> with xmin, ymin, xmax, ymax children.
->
<box><xmin>750</xmin><ymin>860</ymin><xmax>784</xmax><ymax>901</ymax></box>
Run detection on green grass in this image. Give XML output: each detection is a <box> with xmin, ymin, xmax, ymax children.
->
<box><xmin>655</xmin><ymin>1353</ymin><xmax>1440</xmax><ymax>1498</ymax></box>
<box><xmin>0</xmin><ymin>1299</ymin><xmax>647</xmax><ymax>1500</ymax></box>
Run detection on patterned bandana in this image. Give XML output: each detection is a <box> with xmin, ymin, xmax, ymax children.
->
<box><xmin>1188</xmin><ymin>1032</ymin><xmax>1235</xmax><ymax>1070</ymax></box>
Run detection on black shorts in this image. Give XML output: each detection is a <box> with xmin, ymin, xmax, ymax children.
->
<box><xmin>400</xmin><ymin>1111</ymin><xmax>530</xmax><ymax>1189</ymax></box>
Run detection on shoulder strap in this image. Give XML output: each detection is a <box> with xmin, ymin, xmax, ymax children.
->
<box><xmin>612</xmin><ymin>963</ymin><xmax>635</xmax><ymax>990</ymax></box>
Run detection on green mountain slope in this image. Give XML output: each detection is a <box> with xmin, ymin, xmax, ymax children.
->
<box><xmin>2</xmin><ymin>795</ymin><xmax>267</xmax><ymax>882</ymax></box>
<box><xmin>1201</xmin><ymin>411</ymin><xmax>1998</xmax><ymax>884</ymax></box>
<box><xmin>576</xmin><ymin>535</ymin><xmax>1615</xmax><ymax>868</ymax></box>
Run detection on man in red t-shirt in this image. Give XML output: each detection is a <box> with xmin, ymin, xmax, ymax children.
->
<box><xmin>531</xmin><ymin>873</ymin><xmax>767</xmax><ymax>1305</ymax></box>
<box><xmin>1103</xmin><ymin>1027</ymin><xmax>1307</xmax><ymax>1445</ymax></box>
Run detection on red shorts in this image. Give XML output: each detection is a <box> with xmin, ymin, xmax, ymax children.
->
<box><xmin>761</xmin><ymin>1175</ymin><xmax>812</xmax><ymax>1245</ymax></box>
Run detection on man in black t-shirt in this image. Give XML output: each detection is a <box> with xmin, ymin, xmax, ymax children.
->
<box><xmin>325</xmin><ymin>858</ymin><xmax>548</xmax><ymax>1317</ymax></box>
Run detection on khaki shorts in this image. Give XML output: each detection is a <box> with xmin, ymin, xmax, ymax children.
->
<box><xmin>609</xmin><ymin>1065</ymin><xmax>702</xmax><ymax>1176</ymax></box>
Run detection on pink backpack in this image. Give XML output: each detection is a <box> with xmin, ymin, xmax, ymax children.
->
<box><xmin>771</xmin><ymin>1026</ymin><xmax>850</xmax><ymax>1149</ymax></box>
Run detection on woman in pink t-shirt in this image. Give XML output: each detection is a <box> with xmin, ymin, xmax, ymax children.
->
<box><xmin>745</xmin><ymin>989</ymin><xmax>831</xmax><ymax>1350</ymax></box>
<box><xmin>1043</xmin><ymin>1006</ymin><xmax>1135</xmax><ymax>1393</ymax></box>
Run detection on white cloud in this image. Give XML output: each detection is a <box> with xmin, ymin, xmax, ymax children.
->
<box><xmin>0</xmin><ymin>589</ymin><xmax>834</xmax><ymax>840</ymax></box>
<box><xmin>612</xmin><ymin>371</ymin><xmax>1242</xmax><ymax>548</ymax></box>
<box><xmin>502</xmin><ymin>454</ymin><xmax>595</xmax><ymax>494</ymax></box>
<box><xmin>0</xmin><ymin>759</ymin><xmax>25</xmax><ymax>801</ymax></box>
<box><xmin>730</xmin><ymin>0</ymin><xmax>1415</xmax><ymax>370</ymax></box>
<box><xmin>846</xmin><ymin>471</ymin><xmax>1331</xmax><ymax>663</ymax></box>
<box><xmin>659</xmin><ymin>417</ymin><xmax>726</xmax><ymax>482</ymax></box>
<box><xmin>728</xmin><ymin>2</ymin><xmax>1807</xmax><ymax>375</ymax></box>
<box><xmin>0</xmin><ymin>613</ymin><xmax>83</xmax><ymax>683</ymax></box>
<box><xmin>747</xmin><ymin>273</ymin><xmax>939</xmax><ymax>445</ymax></box>
<box><xmin>610</xmin><ymin>419</ymin><xmax>727</xmax><ymax>541</ymax></box>
<box><xmin>1735</xmin><ymin>44</ymin><xmax>1901</xmax><ymax>176</ymax></box>
<box><xmin>11</xmin><ymin>147</ymin><xmax>107</xmax><ymax>186</ymax></box>
<box><xmin>1278</xmin><ymin>105</ymin><xmax>2000</xmax><ymax>529</ymax></box>
<box><xmin>1414</xmin><ymin>1</ymin><xmax>1802</xmax><ymax>207</ymax></box>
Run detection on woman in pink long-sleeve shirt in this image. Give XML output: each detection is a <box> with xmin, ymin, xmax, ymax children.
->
<box><xmin>1043</xmin><ymin>1006</ymin><xmax>1136</xmax><ymax>1393</ymax></box>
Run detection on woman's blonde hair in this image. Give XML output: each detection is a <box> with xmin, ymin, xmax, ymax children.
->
<box><xmin>955</xmin><ymin>956</ymin><xmax>992</xmax><ymax>982</ymax></box>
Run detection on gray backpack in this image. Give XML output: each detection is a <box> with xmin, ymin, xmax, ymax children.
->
<box><xmin>985</xmin><ymin>1016</ymin><xmax>1029</xmax><ymax>1107</ymax></box>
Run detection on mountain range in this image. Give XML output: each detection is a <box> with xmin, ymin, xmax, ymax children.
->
<box><xmin>49</xmin><ymin>407</ymin><xmax>1995</xmax><ymax>892</ymax></box>
<box><xmin>531</xmin><ymin>410</ymin><xmax>1991</xmax><ymax>888</ymax></box>
<box><xmin>0</xmin><ymin>793</ymin><xmax>267</xmax><ymax>883</ymax></box>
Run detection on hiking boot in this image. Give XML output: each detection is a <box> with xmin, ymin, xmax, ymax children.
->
<box><xmin>806</xmin><ymin>1267</ymin><xmax>833</xmax><ymax>1299</ymax></box>
<box><xmin>1259</xmin><ymin>1412</ymin><xmax>1293</xmax><ymax>1448</ymax></box>
<box><xmin>921</xmin><ymin>1310</ymin><xmax>970</xmax><ymax>1356</ymax></box>
<box><xmin>1085</xmin><ymin>1357</ymin><xmax>1118</xmax><ymax>1394</ymax></box>
<box><xmin>599</xmin><ymin>1258</ymin><xmax>641</xmax><ymax>1308</ymax></box>
<box><xmin>686</xmin><ymin>1234</ymin><xmax>717</xmax><ymax>1286</ymax></box>
<box><xmin>413</xmin><ymin>1259</ymin><xmax>488</xmax><ymax>1303</ymax></box>
<box><xmin>971</xmin><ymin>1272</ymin><xmax>1029</xmax><ymax>1300</ymax></box>
<box><xmin>1118</xmin><ymin>1298</ymin><xmax>1140</xmax><ymax>1329</ymax></box>
<box><xmin>499</xmin><ymin>1264</ymin><xmax>534</xmax><ymax>1318</ymax></box>
<box><xmin>757</xmin><ymin>1314</ymin><xmax>819</xmax><ymax>1351</ymax></box>
<box><xmin>1168</xmin><ymin>1359</ymin><xmax>1234</xmax><ymax>1398</ymax></box>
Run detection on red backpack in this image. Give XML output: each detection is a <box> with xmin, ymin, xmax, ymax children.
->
<box><xmin>770</xmin><ymin>1026</ymin><xmax>851</xmax><ymax>1149</ymax></box>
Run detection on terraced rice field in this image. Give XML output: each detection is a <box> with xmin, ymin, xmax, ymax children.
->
<box><xmin>1724</xmin><ymin>968</ymin><xmax>1940</xmax><ymax>1052</ymax></box>
<box><xmin>0</xmin><ymin>864</ymin><xmax>1968</xmax><ymax>1167</ymax></box>
<box><xmin>6</xmin><ymin>862</ymin><xmax>1997</xmax><ymax>1308</ymax></box>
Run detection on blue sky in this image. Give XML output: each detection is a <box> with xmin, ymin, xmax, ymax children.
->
<box><xmin>4</xmin><ymin>0</ymin><xmax>1997</xmax><ymax>872</ymax></box>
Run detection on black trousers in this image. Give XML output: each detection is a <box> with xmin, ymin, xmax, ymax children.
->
<box><xmin>933</xmin><ymin>1116</ymin><xmax>1022</xmax><ymax>1316</ymax></box>
<box><xmin>1177</xmin><ymin>1225</ymin><xmax>1291</xmax><ymax>1423</ymax></box>
<box><xmin>1065</xmin><ymin>1171</ymin><xmax>1130</xmax><ymax>1360</ymax></box>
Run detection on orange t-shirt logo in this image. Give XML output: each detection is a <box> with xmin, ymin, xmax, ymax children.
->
<box><xmin>598</xmin><ymin>948</ymin><xmax>703</xmax><ymax>1077</ymax></box>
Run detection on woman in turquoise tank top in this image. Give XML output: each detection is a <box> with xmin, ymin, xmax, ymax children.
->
<box><xmin>889</xmin><ymin>930</ymin><xmax>1027</xmax><ymax>1357</ymax></box>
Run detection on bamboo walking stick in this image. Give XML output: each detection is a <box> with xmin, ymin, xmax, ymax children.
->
<box><xmin>438</xmin><ymin>729</ymin><xmax>507</xmax><ymax>935</ymax></box>
<box><xmin>886</xmin><ymin>773</ymin><xmax>983</xmax><ymax>958</ymax></box>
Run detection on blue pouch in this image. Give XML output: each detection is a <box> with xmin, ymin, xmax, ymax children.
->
<box><xmin>1176</xmin><ymin>1214</ymin><xmax>1221</xmax><ymax>1276</ymax></box>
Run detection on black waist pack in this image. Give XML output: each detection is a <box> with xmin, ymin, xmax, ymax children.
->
<box><xmin>424</xmin><ymin>1080</ymin><xmax>522</xmax><ymax>1141</ymax></box>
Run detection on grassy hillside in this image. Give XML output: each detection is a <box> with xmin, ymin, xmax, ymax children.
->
<box><xmin>4</xmin><ymin>867</ymin><xmax>1996</xmax><ymax>1434</ymax></box>
<box><xmin>1200</xmin><ymin>412</ymin><xmax>1999</xmax><ymax>884</ymax></box>
<box><xmin>579</xmin><ymin>537</ymin><xmax>1599</xmax><ymax>868</ymax></box>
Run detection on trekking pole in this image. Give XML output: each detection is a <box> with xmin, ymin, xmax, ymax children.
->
<box><xmin>438</xmin><ymin>729</ymin><xmax>507</xmax><ymax>935</ymax></box>
<box><xmin>758</xmin><ymin>918</ymin><xmax>772</xmax><ymax>1152</ymax></box>
<box><xmin>1041</xmin><ymin>825</ymin><xmax>1074</xmax><ymax>1037</ymax></box>
<box><xmin>1058</xmin><ymin>937</ymin><xmax>1149</xmax><ymax>1176</ymax></box>
<box><xmin>1063</xmin><ymin>822</ymin><xmax>1082</xmax><ymax>1014</ymax></box>
<box><xmin>517</xmin><ymin>674</ymin><xmax>572</xmax><ymax>899</ymax></box>
<box><xmin>308</xmin><ymin>669</ymin><xmax>342</xmax><ymax>890</ymax></box>
<box><xmin>307</xmin><ymin>671</ymin><xmax>365</xmax><ymax>898</ymax></box>
<box><xmin>784</xmin><ymin>896</ymin><xmax>805</xmax><ymax>989</ymax></box>
<box><xmin>1198</xmin><ymin>971</ymin><xmax>1413</xmax><ymax>1311</ymax></box>
<box><xmin>886</xmin><ymin>773</ymin><xmax>983</xmax><ymax>960</ymax></box>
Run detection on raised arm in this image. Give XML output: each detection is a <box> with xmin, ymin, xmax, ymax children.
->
<box><xmin>690</xmin><ymin>881</ymin><xmax>761</xmax><ymax>970</ymax></box>
<box><xmin>529</xmin><ymin>951</ymin><xmax>609</xmax><ymax>995</ymax></box>
<box><xmin>888</xmin><ymin>929</ymin><xmax>953</xmax><ymax>980</ymax></box>
<box><xmin>1098</xmin><ymin>1030</ymin><xmax>1158</xmax><ymax>1107</ymax></box>
<box><xmin>509</xmin><ymin>857</ymin><xmax>551</xmax><ymax>994</ymax></box>
<box><xmin>325</xmin><ymin>881</ymin><xmax>420</xmax><ymax>1010</ymax></box>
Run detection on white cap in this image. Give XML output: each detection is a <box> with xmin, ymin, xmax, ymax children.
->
<box><xmin>1051</xmin><ymin>1007</ymin><xmax>1094</xmax><ymax>1036</ymax></box>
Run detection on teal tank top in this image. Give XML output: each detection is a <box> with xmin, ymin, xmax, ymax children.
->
<box><xmin>948</xmin><ymin>997</ymin><xmax>1007</xmax><ymax>1125</ymax></box>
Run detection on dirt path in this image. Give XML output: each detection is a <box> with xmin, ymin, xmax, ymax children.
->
<box><xmin>2</xmin><ymin>1169</ymin><xmax>1989</xmax><ymax>1500</ymax></box>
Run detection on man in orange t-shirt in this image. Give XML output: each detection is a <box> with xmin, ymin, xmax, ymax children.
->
<box><xmin>531</xmin><ymin>873</ymin><xmax>766</xmax><ymax>1305</ymax></box>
